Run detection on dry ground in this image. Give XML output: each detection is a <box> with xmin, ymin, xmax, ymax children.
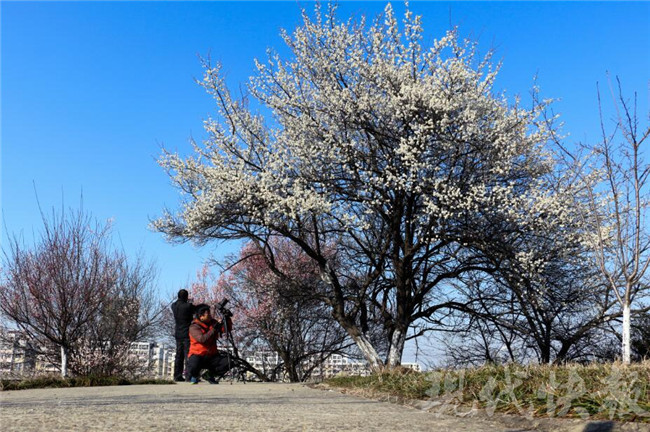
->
<box><xmin>1</xmin><ymin>382</ymin><xmax>648</xmax><ymax>432</ymax></box>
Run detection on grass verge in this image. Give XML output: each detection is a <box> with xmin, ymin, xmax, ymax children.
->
<box><xmin>326</xmin><ymin>362</ymin><xmax>650</xmax><ymax>423</ymax></box>
<box><xmin>0</xmin><ymin>375</ymin><xmax>173</xmax><ymax>391</ymax></box>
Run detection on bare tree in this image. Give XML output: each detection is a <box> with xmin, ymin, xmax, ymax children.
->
<box><xmin>569</xmin><ymin>78</ymin><xmax>650</xmax><ymax>364</ymax></box>
<box><xmin>0</xmin><ymin>207</ymin><xmax>161</xmax><ymax>377</ymax></box>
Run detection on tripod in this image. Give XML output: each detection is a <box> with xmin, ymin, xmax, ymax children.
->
<box><xmin>216</xmin><ymin>309</ymin><xmax>246</xmax><ymax>384</ymax></box>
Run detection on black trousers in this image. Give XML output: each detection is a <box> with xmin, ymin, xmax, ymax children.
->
<box><xmin>173</xmin><ymin>337</ymin><xmax>191</xmax><ymax>380</ymax></box>
<box><xmin>187</xmin><ymin>352</ymin><xmax>232</xmax><ymax>380</ymax></box>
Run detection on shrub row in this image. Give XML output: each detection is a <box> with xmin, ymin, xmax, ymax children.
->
<box><xmin>0</xmin><ymin>375</ymin><xmax>173</xmax><ymax>391</ymax></box>
<box><xmin>326</xmin><ymin>363</ymin><xmax>650</xmax><ymax>423</ymax></box>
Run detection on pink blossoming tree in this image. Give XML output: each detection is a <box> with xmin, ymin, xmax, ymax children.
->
<box><xmin>0</xmin><ymin>207</ymin><xmax>161</xmax><ymax>377</ymax></box>
<box><xmin>185</xmin><ymin>239</ymin><xmax>349</xmax><ymax>382</ymax></box>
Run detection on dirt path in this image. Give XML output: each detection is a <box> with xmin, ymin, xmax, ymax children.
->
<box><xmin>0</xmin><ymin>382</ymin><xmax>646</xmax><ymax>431</ymax></box>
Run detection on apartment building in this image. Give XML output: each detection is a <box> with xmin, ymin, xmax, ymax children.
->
<box><xmin>0</xmin><ymin>333</ymin><xmax>176</xmax><ymax>379</ymax></box>
<box><xmin>1</xmin><ymin>332</ymin><xmax>419</xmax><ymax>380</ymax></box>
<box><xmin>314</xmin><ymin>353</ymin><xmax>372</xmax><ymax>379</ymax></box>
<box><xmin>242</xmin><ymin>352</ymin><xmax>373</xmax><ymax>381</ymax></box>
<box><xmin>149</xmin><ymin>343</ymin><xmax>175</xmax><ymax>379</ymax></box>
<box><xmin>401</xmin><ymin>362</ymin><xmax>422</xmax><ymax>372</ymax></box>
<box><xmin>0</xmin><ymin>331</ymin><xmax>35</xmax><ymax>375</ymax></box>
<box><xmin>125</xmin><ymin>341</ymin><xmax>176</xmax><ymax>379</ymax></box>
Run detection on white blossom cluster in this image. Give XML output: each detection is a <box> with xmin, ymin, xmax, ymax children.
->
<box><xmin>154</xmin><ymin>3</ymin><xmax>578</xmax><ymax>275</ymax></box>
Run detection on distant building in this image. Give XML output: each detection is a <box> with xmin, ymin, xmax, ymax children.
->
<box><xmin>0</xmin><ymin>331</ymin><xmax>35</xmax><ymax>375</ymax></box>
<box><xmin>244</xmin><ymin>350</ymin><xmax>281</xmax><ymax>380</ymax></box>
<box><xmin>1</xmin><ymin>333</ymin><xmax>407</xmax><ymax>381</ymax></box>
<box><xmin>245</xmin><ymin>350</ymin><xmax>280</xmax><ymax>370</ymax></box>
<box><xmin>128</xmin><ymin>341</ymin><xmax>155</xmax><ymax>372</ymax></box>
<box><xmin>238</xmin><ymin>351</ymin><xmax>372</xmax><ymax>381</ymax></box>
<box><xmin>0</xmin><ymin>335</ymin><xmax>177</xmax><ymax>379</ymax></box>
<box><xmin>149</xmin><ymin>343</ymin><xmax>175</xmax><ymax>379</ymax></box>
<box><xmin>315</xmin><ymin>353</ymin><xmax>371</xmax><ymax>379</ymax></box>
<box><xmin>127</xmin><ymin>341</ymin><xmax>175</xmax><ymax>379</ymax></box>
<box><xmin>400</xmin><ymin>362</ymin><xmax>422</xmax><ymax>372</ymax></box>
<box><xmin>34</xmin><ymin>353</ymin><xmax>59</xmax><ymax>374</ymax></box>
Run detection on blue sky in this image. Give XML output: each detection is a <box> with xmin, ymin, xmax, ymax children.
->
<box><xmin>2</xmin><ymin>0</ymin><xmax>649</xmax><ymax>313</ymax></box>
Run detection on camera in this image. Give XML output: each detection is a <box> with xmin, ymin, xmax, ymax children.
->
<box><xmin>216</xmin><ymin>298</ymin><xmax>233</xmax><ymax>318</ymax></box>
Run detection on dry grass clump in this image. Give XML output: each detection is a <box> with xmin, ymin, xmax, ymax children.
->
<box><xmin>327</xmin><ymin>362</ymin><xmax>650</xmax><ymax>422</ymax></box>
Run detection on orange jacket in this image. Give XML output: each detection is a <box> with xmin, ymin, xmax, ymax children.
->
<box><xmin>188</xmin><ymin>317</ymin><xmax>232</xmax><ymax>357</ymax></box>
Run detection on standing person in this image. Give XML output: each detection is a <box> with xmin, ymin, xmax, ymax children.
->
<box><xmin>187</xmin><ymin>304</ymin><xmax>233</xmax><ymax>384</ymax></box>
<box><xmin>171</xmin><ymin>289</ymin><xmax>195</xmax><ymax>382</ymax></box>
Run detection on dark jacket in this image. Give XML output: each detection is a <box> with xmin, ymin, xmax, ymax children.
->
<box><xmin>171</xmin><ymin>299</ymin><xmax>195</xmax><ymax>340</ymax></box>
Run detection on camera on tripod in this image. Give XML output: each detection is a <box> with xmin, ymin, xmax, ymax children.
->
<box><xmin>216</xmin><ymin>298</ymin><xmax>233</xmax><ymax>318</ymax></box>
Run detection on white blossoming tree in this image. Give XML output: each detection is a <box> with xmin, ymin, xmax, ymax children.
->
<box><xmin>156</xmin><ymin>4</ymin><xmax>566</xmax><ymax>368</ymax></box>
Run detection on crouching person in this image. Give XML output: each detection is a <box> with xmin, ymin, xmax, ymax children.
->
<box><xmin>187</xmin><ymin>304</ymin><xmax>233</xmax><ymax>384</ymax></box>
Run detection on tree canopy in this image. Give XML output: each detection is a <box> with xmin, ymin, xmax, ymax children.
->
<box><xmin>156</xmin><ymin>4</ymin><xmax>582</xmax><ymax>367</ymax></box>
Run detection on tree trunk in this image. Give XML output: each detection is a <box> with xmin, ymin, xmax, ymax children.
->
<box><xmin>250</xmin><ymin>368</ymin><xmax>271</xmax><ymax>382</ymax></box>
<box><xmin>386</xmin><ymin>327</ymin><xmax>406</xmax><ymax>367</ymax></box>
<box><xmin>622</xmin><ymin>302</ymin><xmax>631</xmax><ymax>364</ymax></box>
<box><xmin>350</xmin><ymin>331</ymin><xmax>383</xmax><ymax>370</ymax></box>
<box><xmin>60</xmin><ymin>346</ymin><xmax>68</xmax><ymax>378</ymax></box>
<box><xmin>281</xmin><ymin>352</ymin><xmax>300</xmax><ymax>382</ymax></box>
<box><xmin>288</xmin><ymin>365</ymin><xmax>300</xmax><ymax>383</ymax></box>
<box><xmin>319</xmin><ymin>262</ymin><xmax>384</xmax><ymax>370</ymax></box>
<box><xmin>540</xmin><ymin>335</ymin><xmax>552</xmax><ymax>365</ymax></box>
<box><xmin>555</xmin><ymin>342</ymin><xmax>571</xmax><ymax>364</ymax></box>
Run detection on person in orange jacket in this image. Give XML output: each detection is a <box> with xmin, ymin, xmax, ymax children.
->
<box><xmin>186</xmin><ymin>304</ymin><xmax>233</xmax><ymax>384</ymax></box>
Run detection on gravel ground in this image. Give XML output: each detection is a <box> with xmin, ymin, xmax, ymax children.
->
<box><xmin>1</xmin><ymin>382</ymin><xmax>648</xmax><ymax>432</ymax></box>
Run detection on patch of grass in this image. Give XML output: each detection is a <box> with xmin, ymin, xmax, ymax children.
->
<box><xmin>326</xmin><ymin>362</ymin><xmax>650</xmax><ymax>423</ymax></box>
<box><xmin>0</xmin><ymin>375</ymin><xmax>173</xmax><ymax>391</ymax></box>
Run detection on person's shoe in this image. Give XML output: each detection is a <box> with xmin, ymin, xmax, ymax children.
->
<box><xmin>207</xmin><ymin>376</ymin><xmax>219</xmax><ymax>384</ymax></box>
<box><xmin>190</xmin><ymin>377</ymin><xmax>199</xmax><ymax>385</ymax></box>
<box><xmin>173</xmin><ymin>377</ymin><xmax>184</xmax><ymax>382</ymax></box>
